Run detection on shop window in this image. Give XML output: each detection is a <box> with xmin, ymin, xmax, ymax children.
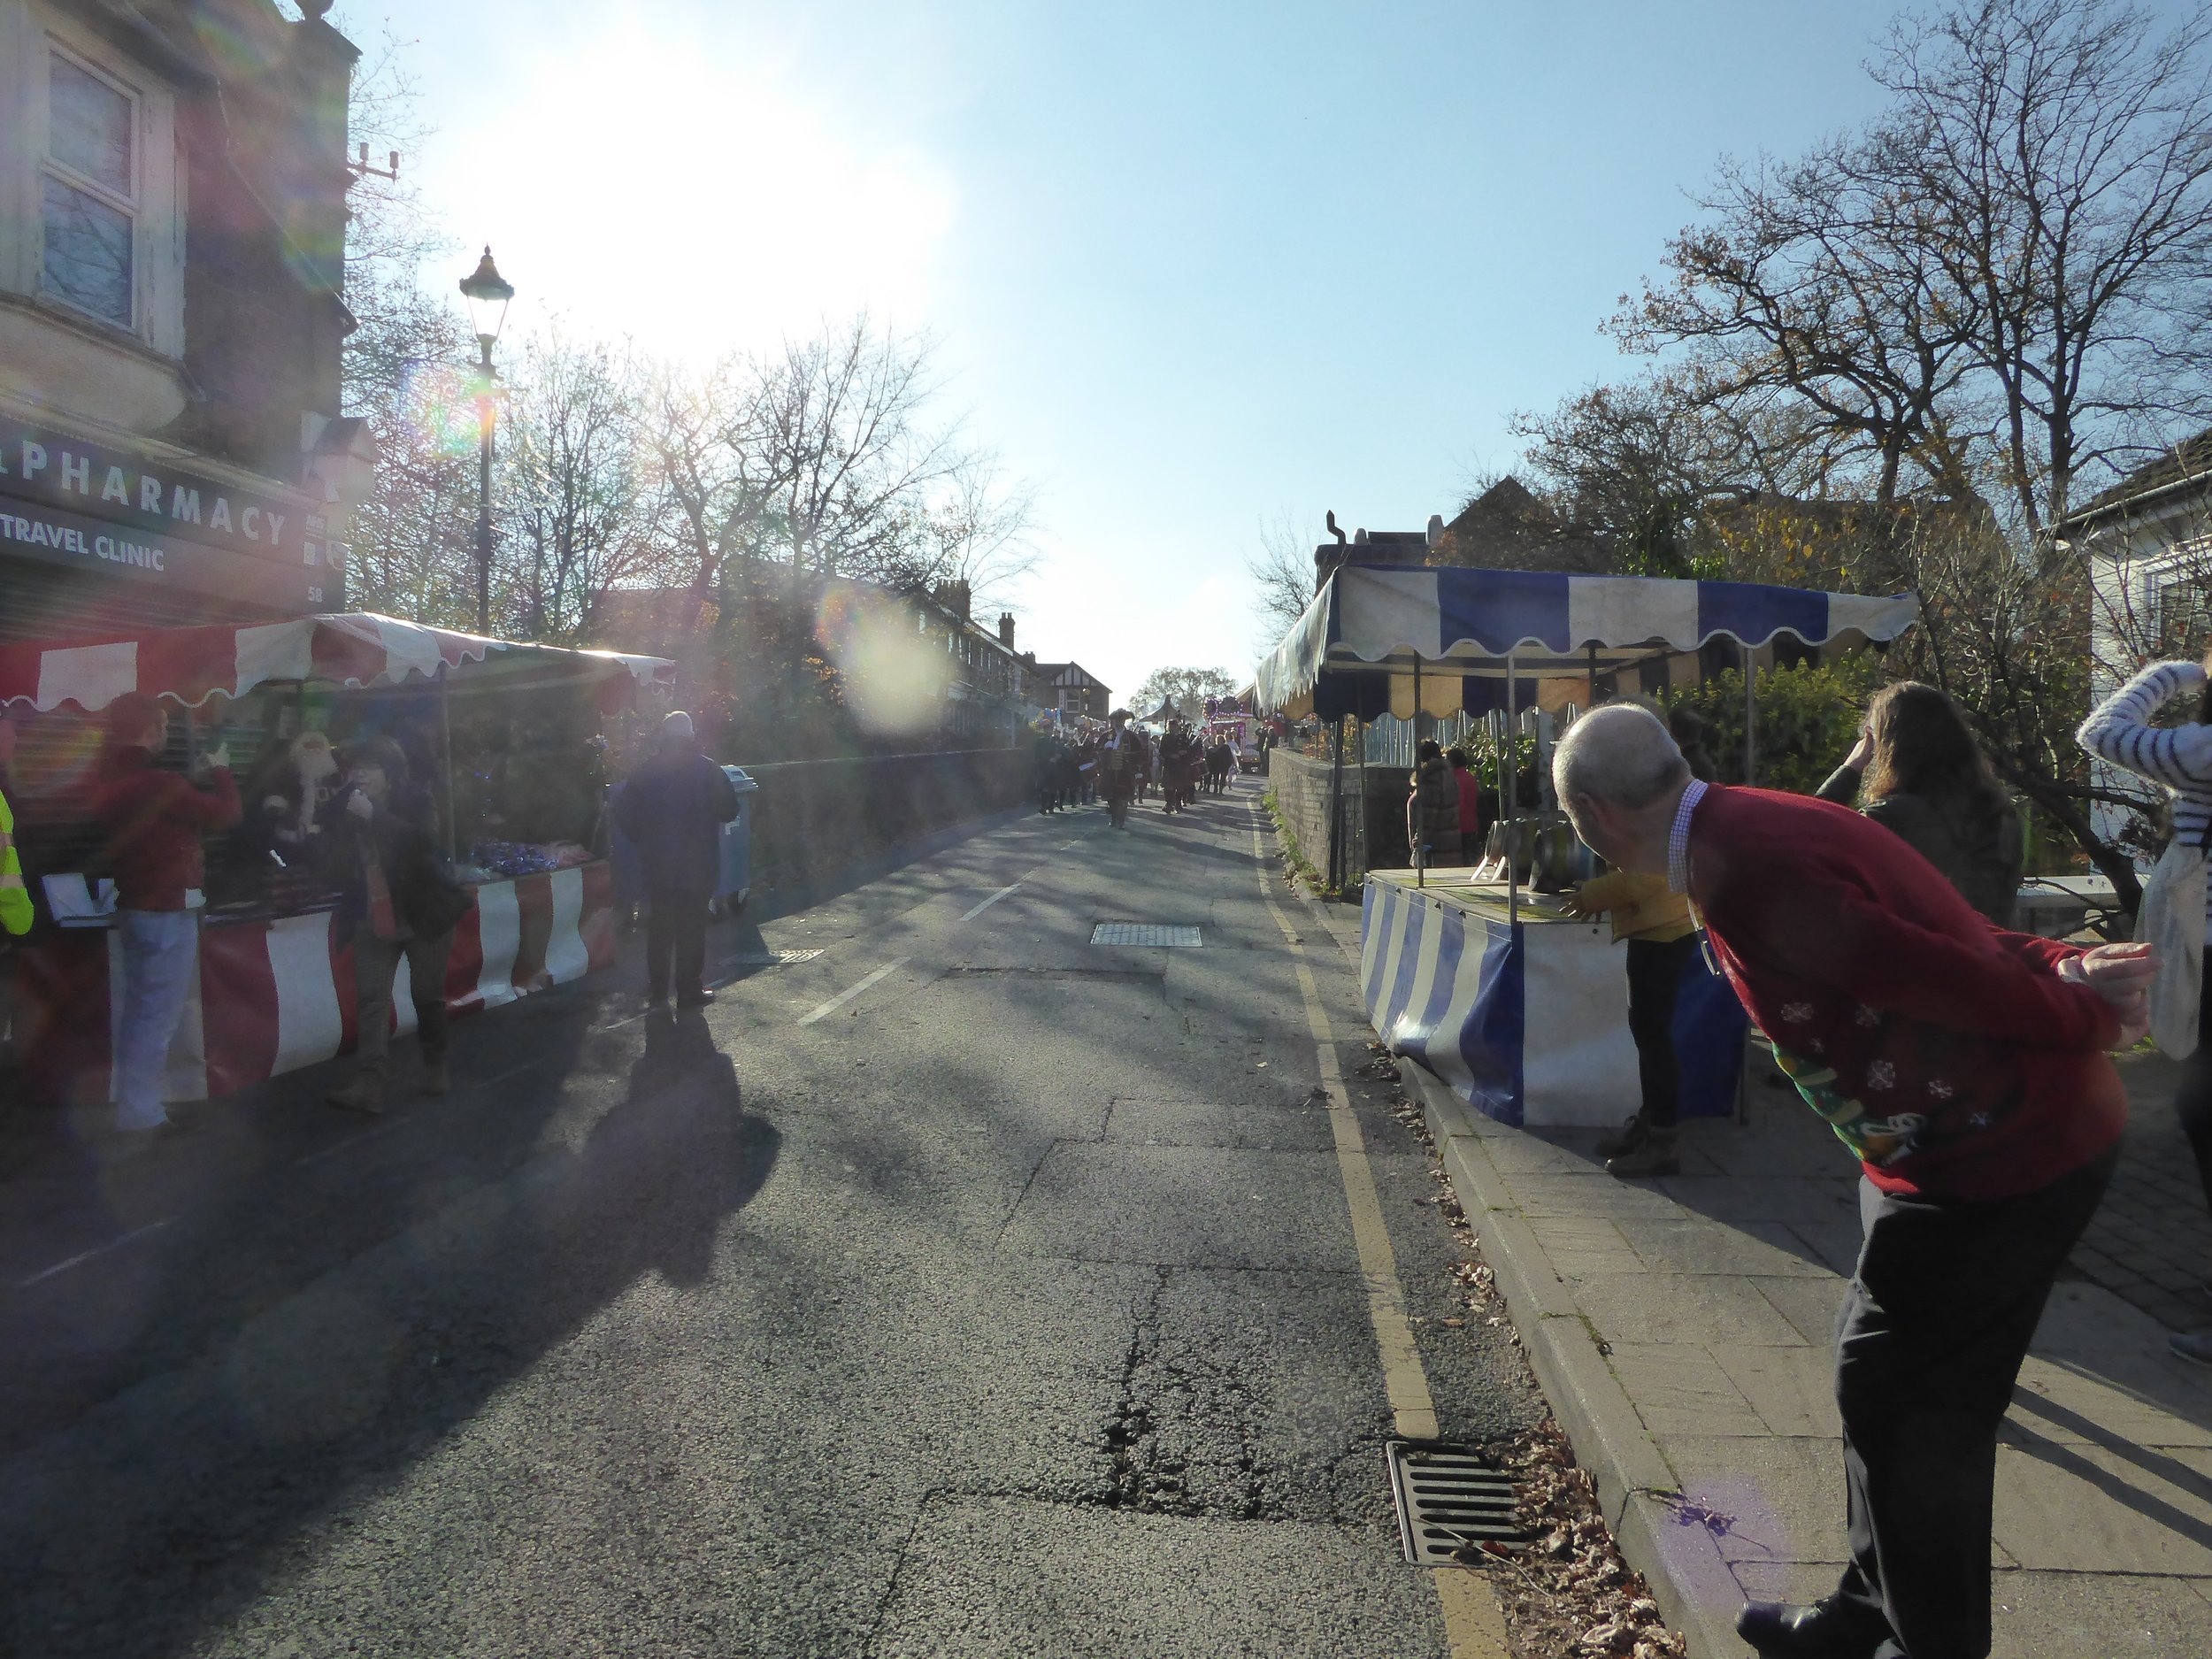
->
<box><xmin>42</xmin><ymin>51</ymin><xmax>136</xmax><ymax>329</ymax></box>
<box><xmin>1637</xmin><ymin>656</ymin><xmax>1671</xmax><ymax>698</ymax></box>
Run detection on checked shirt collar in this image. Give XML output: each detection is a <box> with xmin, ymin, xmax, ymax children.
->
<box><xmin>1666</xmin><ymin>778</ymin><xmax>1709</xmax><ymax>895</ymax></box>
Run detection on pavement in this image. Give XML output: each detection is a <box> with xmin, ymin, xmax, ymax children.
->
<box><xmin>0</xmin><ymin>777</ymin><xmax>1546</xmax><ymax>1658</ymax></box>
<box><xmin>1385</xmin><ymin>1027</ymin><xmax>2212</xmax><ymax>1659</ymax></box>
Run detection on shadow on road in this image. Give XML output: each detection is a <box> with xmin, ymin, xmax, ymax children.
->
<box><xmin>0</xmin><ymin>1008</ymin><xmax>777</xmax><ymax>1659</ymax></box>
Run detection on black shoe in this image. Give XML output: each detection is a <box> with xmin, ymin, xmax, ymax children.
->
<box><xmin>1735</xmin><ymin>1599</ymin><xmax>1888</xmax><ymax>1659</ymax></box>
<box><xmin>1594</xmin><ymin>1111</ymin><xmax>1649</xmax><ymax>1160</ymax></box>
<box><xmin>676</xmin><ymin>988</ymin><xmax>717</xmax><ymax>1009</ymax></box>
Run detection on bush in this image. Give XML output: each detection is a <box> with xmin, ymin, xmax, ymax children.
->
<box><xmin>1663</xmin><ymin>654</ymin><xmax>1882</xmax><ymax>796</ymax></box>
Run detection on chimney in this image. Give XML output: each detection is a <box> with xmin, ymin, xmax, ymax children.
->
<box><xmin>998</xmin><ymin>612</ymin><xmax>1015</xmax><ymax>648</ymax></box>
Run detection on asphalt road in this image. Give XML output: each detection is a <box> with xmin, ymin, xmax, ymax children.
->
<box><xmin>0</xmin><ymin>775</ymin><xmax>1545</xmax><ymax>1657</ymax></box>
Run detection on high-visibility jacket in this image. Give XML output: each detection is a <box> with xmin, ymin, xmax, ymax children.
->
<box><xmin>0</xmin><ymin>785</ymin><xmax>30</xmax><ymax>935</ymax></box>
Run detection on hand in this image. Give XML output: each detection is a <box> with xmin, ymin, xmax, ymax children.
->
<box><xmin>345</xmin><ymin>791</ymin><xmax>375</xmax><ymax>822</ymax></box>
<box><xmin>2060</xmin><ymin>942</ymin><xmax>2158</xmax><ymax>1046</ymax></box>
<box><xmin>2070</xmin><ymin>941</ymin><xmax>2159</xmax><ymax>998</ymax></box>
<box><xmin>1844</xmin><ymin>729</ymin><xmax>1874</xmax><ymax>771</ymax></box>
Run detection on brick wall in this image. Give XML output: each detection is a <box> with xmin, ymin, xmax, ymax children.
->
<box><xmin>1266</xmin><ymin>748</ymin><xmax>1412</xmax><ymax>884</ymax></box>
<box><xmin>741</xmin><ymin>748</ymin><xmax>1035</xmax><ymax>892</ymax></box>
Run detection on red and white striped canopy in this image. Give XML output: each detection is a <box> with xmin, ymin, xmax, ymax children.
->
<box><xmin>0</xmin><ymin>612</ymin><xmax>675</xmax><ymax>712</ymax></box>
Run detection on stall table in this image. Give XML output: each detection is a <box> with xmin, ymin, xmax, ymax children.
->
<box><xmin>17</xmin><ymin>863</ymin><xmax>616</xmax><ymax>1107</ymax></box>
<box><xmin>1361</xmin><ymin>869</ymin><xmax>1747</xmax><ymax>1127</ymax></box>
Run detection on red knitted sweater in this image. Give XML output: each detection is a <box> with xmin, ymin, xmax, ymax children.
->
<box><xmin>1686</xmin><ymin>785</ymin><xmax>2124</xmax><ymax>1201</ymax></box>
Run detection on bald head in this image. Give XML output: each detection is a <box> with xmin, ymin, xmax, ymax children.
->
<box><xmin>1554</xmin><ymin>703</ymin><xmax>1690</xmax><ymax>813</ymax></box>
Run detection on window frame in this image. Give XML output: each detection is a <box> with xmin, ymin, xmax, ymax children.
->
<box><xmin>0</xmin><ymin>1</ymin><xmax>184</xmax><ymax>360</ymax></box>
<box><xmin>39</xmin><ymin>42</ymin><xmax>142</xmax><ymax>331</ymax></box>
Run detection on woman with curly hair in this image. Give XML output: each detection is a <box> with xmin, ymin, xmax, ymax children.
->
<box><xmin>1818</xmin><ymin>681</ymin><xmax>2023</xmax><ymax>927</ymax></box>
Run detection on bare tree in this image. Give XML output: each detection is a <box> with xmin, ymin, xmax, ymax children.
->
<box><xmin>1612</xmin><ymin>0</ymin><xmax>2212</xmax><ymax>534</ymax></box>
<box><xmin>1246</xmin><ymin>509</ymin><xmax>1317</xmax><ymax>641</ymax></box>
<box><xmin>1876</xmin><ymin>0</ymin><xmax>2212</xmax><ymax>533</ymax></box>
<box><xmin>751</xmin><ymin>318</ymin><xmax>964</xmax><ymax>583</ymax></box>
<box><xmin>912</xmin><ymin>456</ymin><xmax>1039</xmax><ymax>610</ymax></box>
<box><xmin>337</xmin><ymin>28</ymin><xmax>479</xmax><ymax>625</ymax></box>
<box><xmin>499</xmin><ymin>330</ymin><xmax>666</xmax><ymax>641</ymax></box>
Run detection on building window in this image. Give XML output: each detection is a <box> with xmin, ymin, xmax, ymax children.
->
<box><xmin>2157</xmin><ymin>576</ymin><xmax>2208</xmax><ymax>654</ymax></box>
<box><xmin>42</xmin><ymin>51</ymin><xmax>137</xmax><ymax>329</ymax></box>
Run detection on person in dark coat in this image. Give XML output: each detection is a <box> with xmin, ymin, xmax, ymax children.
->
<box><xmin>1816</xmin><ymin>681</ymin><xmax>2022</xmax><ymax>927</ymax></box>
<box><xmin>1405</xmin><ymin>739</ymin><xmax>1461</xmax><ymax>867</ymax></box>
<box><xmin>322</xmin><ymin>736</ymin><xmax>472</xmax><ymax>1113</ymax></box>
<box><xmin>616</xmin><ymin>710</ymin><xmax>738</xmax><ymax>1011</ymax></box>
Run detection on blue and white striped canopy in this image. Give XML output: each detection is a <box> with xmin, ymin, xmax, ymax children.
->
<box><xmin>1253</xmin><ymin>565</ymin><xmax>1919</xmax><ymax>715</ymax></box>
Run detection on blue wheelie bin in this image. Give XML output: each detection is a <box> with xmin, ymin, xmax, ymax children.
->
<box><xmin>711</xmin><ymin>766</ymin><xmax>758</xmax><ymax>918</ymax></box>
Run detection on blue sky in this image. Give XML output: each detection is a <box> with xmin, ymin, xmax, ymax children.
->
<box><xmin>335</xmin><ymin>0</ymin><xmax>1905</xmax><ymax>699</ymax></box>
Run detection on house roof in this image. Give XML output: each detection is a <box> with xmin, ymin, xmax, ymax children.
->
<box><xmin>2061</xmin><ymin>427</ymin><xmax>2212</xmax><ymax>533</ymax></box>
<box><xmin>1025</xmin><ymin>662</ymin><xmax>1108</xmax><ymax>689</ymax></box>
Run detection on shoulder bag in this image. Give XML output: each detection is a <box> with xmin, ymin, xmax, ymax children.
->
<box><xmin>2135</xmin><ymin>809</ymin><xmax>2211</xmax><ymax>1058</ymax></box>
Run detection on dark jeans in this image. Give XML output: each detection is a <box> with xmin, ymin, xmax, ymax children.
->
<box><xmin>1625</xmin><ymin>933</ymin><xmax>1698</xmax><ymax>1129</ymax></box>
<box><xmin>2171</xmin><ymin>962</ymin><xmax>2212</xmax><ymax>1225</ymax></box>
<box><xmin>646</xmin><ymin>886</ymin><xmax>709</xmax><ymax>1000</ymax></box>
<box><xmin>1832</xmin><ymin>1147</ymin><xmax>2116</xmax><ymax>1659</ymax></box>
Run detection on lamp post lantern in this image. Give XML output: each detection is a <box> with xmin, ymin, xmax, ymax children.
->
<box><xmin>458</xmin><ymin>247</ymin><xmax>514</xmax><ymax>635</ymax></box>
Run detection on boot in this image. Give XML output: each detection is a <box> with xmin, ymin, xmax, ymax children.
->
<box><xmin>420</xmin><ymin>1058</ymin><xmax>450</xmax><ymax>1096</ymax></box>
<box><xmin>1594</xmin><ymin>1111</ymin><xmax>1649</xmax><ymax>1160</ymax></box>
<box><xmin>1606</xmin><ymin>1126</ymin><xmax>1679</xmax><ymax>1179</ymax></box>
<box><xmin>327</xmin><ymin>1072</ymin><xmax>386</xmax><ymax>1115</ymax></box>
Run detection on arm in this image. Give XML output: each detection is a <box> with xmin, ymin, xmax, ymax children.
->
<box><xmin>2076</xmin><ymin>661</ymin><xmax>2212</xmax><ymax>792</ymax></box>
<box><xmin>161</xmin><ymin>766</ymin><xmax>242</xmax><ymax>831</ymax></box>
<box><xmin>1815</xmin><ymin>765</ymin><xmax>1862</xmax><ymax>805</ymax></box>
<box><xmin>1704</xmin><ymin>859</ymin><xmax>2118</xmax><ymax>1051</ymax></box>
<box><xmin>1566</xmin><ymin>871</ymin><xmax>1637</xmax><ymax>916</ymax></box>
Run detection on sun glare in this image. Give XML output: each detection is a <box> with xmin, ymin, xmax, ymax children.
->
<box><xmin>430</xmin><ymin>18</ymin><xmax>958</xmax><ymax>364</ymax></box>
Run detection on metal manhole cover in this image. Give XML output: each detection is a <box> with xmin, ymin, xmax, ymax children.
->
<box><xmin>1091</xmin><ymin>923</ymin><xmax>1202</xmax><ymax>948</ymax></box>
<box><xmin>1386</xmin><ymin>1442</ymin><xmax>1525</xmax><ymax>1563</ymax></box>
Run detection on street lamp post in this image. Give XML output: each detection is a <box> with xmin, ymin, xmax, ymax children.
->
<box><xmin>458</xmin><ymin>247</ymin><xmax>514</xmax><ymax>635</ymax></box>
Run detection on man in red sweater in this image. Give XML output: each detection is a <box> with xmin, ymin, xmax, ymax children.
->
<box><xmin>1552</xmin><ymin>704</ymin><xmax>2151</xmax><ymax>1659</ymax></box>
<box><xmin>92</xmin><ymin>692</ymin><xmax>240</xmax><ymax>1138</ymax></box>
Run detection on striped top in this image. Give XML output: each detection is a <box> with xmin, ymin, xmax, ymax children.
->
<box><xmin>2078</xmin><ymin>661</ymin><xmax>2212</xmax><ymax>915</ymax></box>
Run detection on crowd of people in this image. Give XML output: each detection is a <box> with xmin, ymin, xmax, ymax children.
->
<box><xmin>1031</xmin><ymin>711</ymin><xmax>1251</xmax><ymax>827</ymax></box>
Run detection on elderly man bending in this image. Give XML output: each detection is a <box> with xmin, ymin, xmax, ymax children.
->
<box><xmin>1551</xmin><ymin>704</ymin><xmax>2152</xmax><ymax>1659</ymax></box>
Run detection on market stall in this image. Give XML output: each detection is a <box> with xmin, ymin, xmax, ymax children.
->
<box><xmin>1255</xmin><ymin>565</ymin><xmax>1920</xmax><ymax>1126</ymax></box>
<box><xmin>0</xmin><ymin>612</ymin><xmax>673</xmax><ymax>1107</ymax></box>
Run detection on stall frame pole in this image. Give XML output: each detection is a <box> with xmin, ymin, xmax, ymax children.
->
<box><xmin>1356</xmin><ymin>705</ymin><xmax>1367</xmax><ymax>884</ymax></box>
<box><xmin>1326</xmin><ymin>717</ymin><xmax>1345</xmax><ymax>892</ymax></box>
<box><xmin>1411</xmin><ymin>651</ymin><xmax>1425</xmax><ymax>889</ymax></box>
<box><xmin>1742</xmin><ymin>640</ymin><xmax>1758</xmax><ymax>786</ymax></box>
<box><xmin>1505</xmin><ymin>650</ymin><xmax>1518</xmax><ymax>930</ymax></box>
<box><xmin>440</xmin><ymin>670</ymin><xmax>460</xmax><ymax>864</ymax></box>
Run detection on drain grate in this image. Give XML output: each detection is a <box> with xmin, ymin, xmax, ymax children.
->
<box><xmin>1386</xmin><ymin>1442</ymin><xmax>1526</xmax><ymax>1563</ymax></box>
<box><xmin>723</xmin><ymin>949</ymin><xmax>823</xmax><ymax>966</ymax></box>
<box><xmin>1091</xmin><ymin>923</ymin><xmax>1202</xmax><ymax>948</ymax></box>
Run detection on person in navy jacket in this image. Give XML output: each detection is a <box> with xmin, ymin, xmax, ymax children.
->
<box><xmin>615</xmin><ymin>711</ymin><xmax>737</xmax><ymax>1012</ymax></box>
<box><xmin>1552</xmin><ymin>703</ymin><xmax>2153</xmax><ymax>1659</ymax></box>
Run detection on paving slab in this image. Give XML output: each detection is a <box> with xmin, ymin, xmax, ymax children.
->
<box><xmin>1399</xmin><ymin>1055</ymin><xmax>2212</xmax><ymax>1659</ymax></box>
